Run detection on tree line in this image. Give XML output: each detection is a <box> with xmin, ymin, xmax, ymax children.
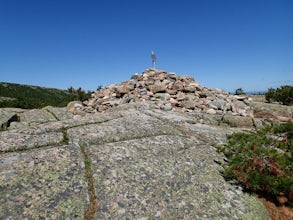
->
<box><xmin>0</xmin><ymin>82</ymin><xmax>102</xmax><ymax>109</ymax></box>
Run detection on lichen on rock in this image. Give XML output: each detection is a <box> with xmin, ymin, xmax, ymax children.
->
<box><xmin>0</xmin><ymin>70</ymin><xmax>275</xmax><ymax>219</ymax></box>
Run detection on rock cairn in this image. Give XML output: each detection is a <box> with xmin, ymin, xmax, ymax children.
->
<box><xmin>74</xmin><ymin>69</ymin><xmax>253</xmax><ymax>117</ymax></box>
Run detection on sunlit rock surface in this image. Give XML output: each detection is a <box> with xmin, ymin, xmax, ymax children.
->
<box><xmin>0</xmin><ymin>103</ymin><xmax>270</xmax><ymax>219</ymax></box>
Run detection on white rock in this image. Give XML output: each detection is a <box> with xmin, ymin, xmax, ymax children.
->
<box><xmin>206</xmin><ymin>109</ymin><xmax>217</xmax><ymax>115</ymax></box>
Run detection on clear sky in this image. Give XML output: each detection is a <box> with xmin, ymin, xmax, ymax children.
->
<box><xmin>0</xmin><ymin>0</ymin><xmax>292</xmax><ymax>93</ymax></box>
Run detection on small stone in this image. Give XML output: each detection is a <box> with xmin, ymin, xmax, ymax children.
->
<box><xmin>206</xmin><ymin>109</ymin><xmax>217</xmax><ymax>115</ymax></box>
<box><xmin>172</xmin><ymin>81</ymin><xmax>184</xmax><ymax>91</ymax></box>
<box><xmin>28</xmin><ymin>161</ymin><xmax>35</xmax><ymax>167</ymax></box>
<box><xmin>184</xmin><ymin>85</ymin><xmax>197</xmax><ymax>93</ymax></box>
<box><xmin>139</xmin><ymin>88</ymin><xmax>148</xmax><ymax>96</ymax></box>
<box><xmin>208</xmin><ymin>103</ymin><xmax>218</xmax><ymax>110</ymax></box>
<box><xmin>208</xmin><ymin>99</ymin><xmax>226</xmax><ymax>110</ymax></box>
<box><xmin>181</xmin><ymin>101</ymin><xmax>196</xmax><ymax>110</ymax></box>
<box><xmin>116</xmin><ymin>85</ymin><xmax>134</xmax><ymax>94</ymax></box>
<box><xmin>166</xmin><ymin>89</ymin><xmax>177</xmax><ymax>95</ymax></box>
<box><xmin>103</xmin><ymin>180</ymin><xmax>111</xmax><ymax>186</ymax></box>
<box><xmin>222</xmin><ymin>202</ymin><xmax>232</xmax><ymax>209</ymax></box>
<box><xmin>111</xmin><ymin>170</ymin><xmax>117</xmax><ymax>178</ymax></box>
<box><xmin>117</xmin><ymin>208</ymin><xmax>126</xmax><ymax>214</ymax></box>
<box><xmin>155</xmin><ymin>93</ymin><xmax>170</xmax><ymax>101</ymax></box>
<box><xmin>160</xmin><ymin>103</ymin><xmax>172</xmax><ymax>111</ymax></box>
<box><xmin>155</xmin><ymin>211</ymin><xmax>161</xmax><ymax>217</ymax></box>
<box><xmin>148</xmin><ymin>84</ymin><xmax>166</xmax><ymax>93</ymax></box>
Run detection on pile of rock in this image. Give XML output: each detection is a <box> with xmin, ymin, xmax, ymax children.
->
<box><xmin>72</xmin><ymin>69</ymin><xmax>253</xmax><ymax>117</ymax></box>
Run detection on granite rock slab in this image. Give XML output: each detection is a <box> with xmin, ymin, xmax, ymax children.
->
<box><xmin>0</xmin><ymin>103</ymin><xmax>270</xmax><ymax>219</ymax></box>
<box><xmin>0</xmin><ymin>144</ymin><xmax>88</xmax><ymax>219</ymax></box>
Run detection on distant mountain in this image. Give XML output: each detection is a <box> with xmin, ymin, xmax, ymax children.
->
<box><xmin>245</xmin><ymin>91</ymin><xmax>266</xmax><ymax>95</ymax></box>
<box><xmin>0</xmin><ymin>82</ymin><xmax>75</xmax><ymax>109</ymax></box>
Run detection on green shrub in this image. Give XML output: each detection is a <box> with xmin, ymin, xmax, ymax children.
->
<box><xmin>67</xmin><ymin>87</ymin><xmax>93</xmax><ymax>102</ymax></box>
<box><xmin>265</xmin><ymin>88</ymin><xmax>276</xmax><ymax>103</ymax></box>
<box><xmin>265</xmin><ymin>85</ymin><xmax>293</xmax><ymax>105</ymax></box>
<box><xmin>235</xmin><ymin>88</ymin><xmax>245</xmax><ymax>95</ymax></box>
<box><xmin>218</xmin><ymin>122</ymin><xmax>293</xmax><ymax>207</ymax></box>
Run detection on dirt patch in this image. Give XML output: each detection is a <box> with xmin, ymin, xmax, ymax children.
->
<box><xmin>259</xmin><ymin>197</ymin><xmax>293</xmax><ymax>220</ymax></box>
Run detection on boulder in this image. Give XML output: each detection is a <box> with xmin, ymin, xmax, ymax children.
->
<box><xmin>148</xmin><ymin>84</ymin><xmax>166</xmax><ymax>93</ymax></box>
<box><xmin>222</xmin><ymin>114</ymin><xmax>254</xmax><ymax>128</ymax></box>
<box><xmin>231</xmin><ymin>100</ymin><xmax>252</xmax><ymax>117</ymax></box>
<box><xmin>184</xmin><ymin>85</ymin><xmax>197</xmax><ymax>93</ymax></box>
<box><xmin>181</xmin><ymin>100</ymin><xmax>196</xmax><ymax>110</ymax></box>
<box><xmin>208</xmin><ymin>99</ymin><xmax>227</xmax><ymax>111</ymax></box>
<box><xmin>172</xmin><ymin>80</ymin><xmax>184</xmax><ymax>91</ymax></box>
<box><xmin>154</xmin><ymin>93</ymin><xmax>170</xmax><ymax>101</ymax></box>
<box><xmin>116</xmin><ymin>84</ymin><xmax>134</xmax><ymax>95</ymax></box>
<box><xmin>160</xmin><ymin>103</ymin><xmax>172</xmax><ymax>111</ymax></box>
<box><xmin>67</xmin><ymin>101</ymin><xmax>83</xmax><ymax>112</ymax></box>
<box><xmin>206</xmin><ymin>108</ymin><xmax>217</xmax><ymax>115</ymax></box>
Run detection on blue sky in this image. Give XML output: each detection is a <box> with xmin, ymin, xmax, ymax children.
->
<box><xmin>0</xmin><ymin>0</ymin><xmax>292</xmax><ymax>93</ymax></box>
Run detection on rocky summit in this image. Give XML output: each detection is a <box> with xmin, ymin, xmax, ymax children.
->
<box><xmin>77</xmin><ymin>69</ymin><xmax>254</xmax><ymax>118</ymax></box>
<box><xmin>2</xmin><ymin>68</ymin><xmax>292</xmax><ymax>219</ymax></box>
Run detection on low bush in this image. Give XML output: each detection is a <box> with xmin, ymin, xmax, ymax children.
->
<box><xmin>67</xmin><ymin>86</ymin><xmax>93</xmax><ymax>102</ymax></box>
<box><xmin>265</xmin><ymin>85</ymin><xmax>293</xmax><ymax>105</ymax></box>
<box><xmin>218</xmin><ymin>122</ymin><xmax>293</xmax><ymax>207</ymax></box>
<box><xmin>235</xmin><ymin>88</ymin><xmax>245</xmax><ymax>95</ymax></box>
